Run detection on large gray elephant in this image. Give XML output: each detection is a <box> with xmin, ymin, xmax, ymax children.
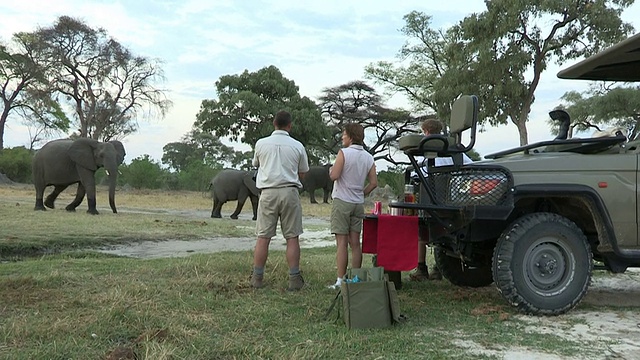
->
<box><xmin>301</xmin><ymin>164</ymin><xmax>334</xmax><ymax>204</ymax></box>
<box><xmin>32</xmin><ymin>138</ymin><xmax>126</xmax><ymax>215</ymax></box>
<box><xmin>209</xmin><ymin>169</ymin><xmax>259</xmax><ymax>220</ymax></box>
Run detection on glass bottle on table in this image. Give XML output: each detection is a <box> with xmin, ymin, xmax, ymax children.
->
<box><xmin>403</xmin><ymin>184</ymin><xmax>415</xmax><ymax>216</ymax></box>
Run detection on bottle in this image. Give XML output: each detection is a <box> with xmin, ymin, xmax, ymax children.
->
<box><xmin>404</xmin><ymin>184</ymin><xmax>415</xmax><ymax>216</ymax></box>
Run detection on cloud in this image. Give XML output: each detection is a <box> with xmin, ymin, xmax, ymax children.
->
<box><xmin>1</xmin><ymin>0</ymin><xmax>640</xmax><ymax>169</ymax></box>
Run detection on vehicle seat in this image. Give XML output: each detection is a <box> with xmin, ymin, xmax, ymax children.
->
<box><xmin>398</xmin><ymin>95</ymin><xmax>479</xmax><ymax>159</ymax></box>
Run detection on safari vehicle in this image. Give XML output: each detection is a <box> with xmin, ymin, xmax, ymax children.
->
<box><xmin>394</xmin><ymin>33</ymin><xmax>640</xmax><ymax>315</ymax></box>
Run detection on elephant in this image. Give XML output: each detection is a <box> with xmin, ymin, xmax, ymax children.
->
<box><xmin>208</xmin><ymin>169</ymin><xmax>259</xmax><ymax>220</ymax></box>
<box><xmin>301</xmin><ymin>164</ymin><xmax>334</xmax><ymax>204</ymax></box>
<box><xmin>32</xmin><ymin>138</ymin><xmax>126</xmax><ymax>215</ymax></box>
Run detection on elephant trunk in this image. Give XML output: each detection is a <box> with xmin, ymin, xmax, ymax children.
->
<box><xmin>107</xmin><ymin>164</ymin><xmax>118</xmax><ymax>213</ymax></box>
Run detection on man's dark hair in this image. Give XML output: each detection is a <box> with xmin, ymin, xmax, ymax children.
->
<box><xmin>273</xmin><ymin>111</ymin><xmax>292</xmax><ymax>129</ymax></box>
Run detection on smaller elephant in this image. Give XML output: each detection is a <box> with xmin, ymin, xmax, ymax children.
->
<box><xmin>209</xmin><ymin>169</ymin><xmax>259</xmax><ymax>220</ymax></box>
<box><xmin>301</xmin><ymin>164</ymin><xmax>334</xmax><ymax>204</ymax></box>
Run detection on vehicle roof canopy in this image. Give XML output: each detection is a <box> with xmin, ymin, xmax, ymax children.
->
<box><xmin>557</xmin><ymin>32</ymin><xmax>640</xmax><ymax>82</ymax></box>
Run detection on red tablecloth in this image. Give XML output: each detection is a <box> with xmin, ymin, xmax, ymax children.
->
<box><xmin>363</xmin><ymin>215</ymin><xmax>419</xmax><ymax>272</ymax></box>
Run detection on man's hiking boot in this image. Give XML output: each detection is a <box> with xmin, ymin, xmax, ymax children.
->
<box><xmin>250</xmin><ymin>273</ymin><xmax>264</xmax><ymax>289</ymax></box>
<box><xmin>287</xmin><ymin>273</ymin><xmax>305</xmax><ymax>291</ymax></box>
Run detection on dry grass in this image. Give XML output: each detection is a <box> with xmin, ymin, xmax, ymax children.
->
<box><xmin>0</xmin><ymin>183</ymin><xmax>333</xmax><ymax>218</ymax></box>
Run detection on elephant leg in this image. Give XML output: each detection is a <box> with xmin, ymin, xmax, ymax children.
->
<box><xmin>211</xmin><ymin>198</ymin><xmax>223</xmax><ymax>218</ymax></box>
<box><xmin>44</xmin><ymin>185</ymin><xmax>69</xmax><ymax>209</ymax></box>
<box><xmin>66</xmin><ymin>183</ymin><xmax>86</xmax><ymax>212</ymax></box>
<box><xmin>34</xmin><ymin>184</ymin><xmax>47</xmax><ymax>211</ymax></box>
<box><xmin>323</xmin><ymin>189</ymin><xmax>330</xmax><ymax>203</ymax></box>
<box><xmin>249</xmin><ymin>195</ymin><xmax>258</xmax><ymax>221</ymax></box>
<box><xmin>230</xmin><ymin>196</ymin><xmax>246</xmax><ymax>220</ymax></box>
<box><xmin>309</xmin><ymin>190</ymin><xmax>318</xmax><ymax>204</ymax></box>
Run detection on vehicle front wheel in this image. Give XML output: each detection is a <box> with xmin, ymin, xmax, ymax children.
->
<box><xmin>492</xmin><ymin>212</ymin><xmax>592</xmax><ymax>315</ymax></box>
<box><xmin>434</xmin><ymin>248</ymin><xmax>493</xmax><ymax>288</ymax></box>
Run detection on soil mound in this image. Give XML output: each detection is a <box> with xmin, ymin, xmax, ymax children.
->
<box><xmin>0</xmin><ymin>172</ymin><xmax>14</xmax><ymax>185</ymax></box>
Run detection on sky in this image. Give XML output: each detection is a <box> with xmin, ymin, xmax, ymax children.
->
<box><xmin>2</xmin><ymin>0</ymin><xmax>640</xmax><ymax>168</ymax></box>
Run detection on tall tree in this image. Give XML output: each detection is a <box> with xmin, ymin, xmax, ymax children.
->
<box><xmin>0</xmin><ymin>34</ymin><xmax>68</xmax><ymax>149</ymax></box>
<box><xmin>33</xmin><ymin>16</ymin><xmax>171</xmax><ymax>141</ymax></box>
<box><xmin>365</xmin><ymin>12</ymin><xmax>477</xmax><ymax>125</ymax></box>
<box><xmin>318</xmin><ymin>80</ymin><xmax>418</xmax><ymax>165</ymax></box>
<box><xmin>462</xmin><ymin>0</ymin><xmax>634</xmax><ymax>145</ymax></box>
<box><xmin>194</xmin><ymin>65</ymin><xmax>332</xmax><ymax>164</ymax></box>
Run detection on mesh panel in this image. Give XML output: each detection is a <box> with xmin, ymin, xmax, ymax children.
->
<box><xmin>419</xmin><ymin>167</ymin><xmax>513</xmax><ymax>207</ymax></box>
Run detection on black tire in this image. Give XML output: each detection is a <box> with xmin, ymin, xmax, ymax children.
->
<box><xmin>493</xmin><ymin>212</ymin><xmax>592</xmax><ymax>315</ymax></box>
<box><xmin>434</xmin><ymin>248</ymin><xmax>493</xmax><ymax>288</ymax></box>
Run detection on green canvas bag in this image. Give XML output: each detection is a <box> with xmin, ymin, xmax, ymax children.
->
<box><xmin>326</xmin><ymin>267</ymin><xmax>403</xmax><ymax>330</ymax></box>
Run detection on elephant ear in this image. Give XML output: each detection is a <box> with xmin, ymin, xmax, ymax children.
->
<box><xmin>68</xmin><ymin>138</ymin><xmax>99</xmax><ymax>171</ymax></box>
<box><xmin>108</xmin><ymin>140</ymin><xmax>126</xmax><ymax>165</ymax></box>
<box><xmin>243</xmin><ymin>172</ymin><xmax>260</xmax><ymax>197</ymax></box>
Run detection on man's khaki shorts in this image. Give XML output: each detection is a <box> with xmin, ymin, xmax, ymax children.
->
<box><xmin>256</xmin><ymin>187</ymin><xmax>303</xmax><ymax>239</ymax></box>
<box><xmin>330</xmin><ymin>198</ymin><xmax>364</xmax><ymax>235</ymax></box>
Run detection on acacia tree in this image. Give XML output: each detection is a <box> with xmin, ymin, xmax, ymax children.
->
<box><xmin>194</xmin><ymin>65</ymin><xmax>333</xmax><ymax>164</ymax></box>
<box><xmin>0</xmin><ymin>34</ymin><xmax>68</xmax><ymax>149</ymax></box>
<box><xmin>556</xmin><ymin>84</ymin><xmax>640</xmax><ymax>140</ymax></box>
<box><xmin>462</xmin><ymin>0</ymin><xmax>634</xmax><ymax>145</ymax></box>
<box><xmin>33</xmin><ymin>16</ymin><xmax>171</xmax><ymax>141</ymax></box>
<box><xmin>319</xmin><ymin>80</ymin><xmax>418</xmax><ymax>165</ymax></box>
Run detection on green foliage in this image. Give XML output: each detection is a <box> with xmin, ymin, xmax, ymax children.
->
<box><xmin>174</xmin><ymin>161</ymin><xmax>221</xmax><ymax>192</ymax></box>
<box><xmin>377</xmin><ymin>167</ymin><xmax>405</xmax><ymax>195</ymax></box>
<box><xmin>120</xmin><ymin>155</ymin><xmax>166</xmax><ymax>189</ymax></box>
<box><xmin>0</xmin><ymin>146</ymin><xmax>33</xmax><ymax>183</ymax></box>
<box><xmin>558</xmin><ymin>84</ymin><xmax>640</xmax><ymax>140</ymax></box>
<box><xmin>461</xmin><ymin>0</ymin><xmax>634</xmax><ymax>145</ymax></box>
<box><xmin>194</xmin><ymin>65</ymin><xmax>332</xmax><ymax>164</ymax></box>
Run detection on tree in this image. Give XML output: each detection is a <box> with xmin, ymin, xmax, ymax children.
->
<box><xmin>0</xmin><ymin>34</ymin><xmax>68</xmax><ymax>150</ymax></box>
<box><xmin>365</xmin><ymin>12</ymin><xmax>478</xmax><ymax>126</ymax></box>
<box><xmin>162</xmin><ymin>129</ymin><xmax>245</xmax><ymax>172</ymax></box>
<box><xmin>318</xmin><ymin>80</ymin><xmax>419</xmax><ymax>165</ymax></box>
<box><xmin>194</xmin><ymin>65</ymin><xmax>332</xmax><ymax>164</ymax></box>
<box><xmin>461</xmin><ymin>0</ymin><xmax>634</xmax><ymax>145</ymax></box>
<box><xmin>33</xmin><ymin>16</ymin><xmax>171</xmax><ymax>141</ymax></box>
<box><xmin>556</xmin><ymin>83</ymin><xmax>640</xmax><ymax>140</ymax></box>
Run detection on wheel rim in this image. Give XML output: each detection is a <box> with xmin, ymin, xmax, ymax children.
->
<box><xmin>523</xmin><ymin>236</ymin><xmax>574</xmax><ymax>296</ymax></box>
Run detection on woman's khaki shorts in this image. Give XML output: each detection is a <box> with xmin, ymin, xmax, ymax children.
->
<box><xmin>256</xmin><ymin>187</ymin><xmax>303</xmax><ymax>239</ymax></box>
<box><xmin>330</xmin><ymin>198</ymin><xmax>365</xmax><ymax>235</ymax></box>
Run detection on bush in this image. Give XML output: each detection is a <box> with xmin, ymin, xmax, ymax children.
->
<box><xmin>120</xmin><ymin>155</ymin><xmax>167</xmax><ymax>189</ymax></box>
<box><xmin>0</xmin><ymin>146</ymin><xmax>34</xmax><ymax>183</ymax></box>
<box><xmin>377</xmin><ymin>168</ymin><xmax>405</xmax><ymax>196</ymax></box>
<box><xmin>175</xmin><ymin>161</ymin><xmax>221</xmax><ymax>192</ymax></box>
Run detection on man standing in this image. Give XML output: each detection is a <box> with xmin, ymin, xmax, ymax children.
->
<box><xmin>250</xmin><ymin>110</ymin><xmax>310</xmax><ymax>291</ymax></box>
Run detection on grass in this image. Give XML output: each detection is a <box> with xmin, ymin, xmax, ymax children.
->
<box><xmin>0</xmin><ymin>184</ymin><xmax>612</xmax><ymax>359</ymax></box>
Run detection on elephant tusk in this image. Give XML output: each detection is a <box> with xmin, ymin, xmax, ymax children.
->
<box><xmin>119</xmin><ymin>170</ymin><xmax>122</xmax><ymax>175</ymax></box>
<box><xmin>105</xmin><ymin>170</ymin><xmax>110</xmax><ymax>176</ymax></box>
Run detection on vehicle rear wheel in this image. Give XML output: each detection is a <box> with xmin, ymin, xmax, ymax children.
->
<box><xmin>492</xmin><ymin>212</ymin><xmax>592</xmax><ymax>315</ymax></box>
<box><xmin>434</xmin><ymin>248</ymin><xmax>493</xmax><ymax>287</ymax></box>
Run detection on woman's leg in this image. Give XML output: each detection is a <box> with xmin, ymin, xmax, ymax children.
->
<box><xmin>348</xmin><ymin>231</ymin><xmax>362</xmax><ymax>268</ymax></box>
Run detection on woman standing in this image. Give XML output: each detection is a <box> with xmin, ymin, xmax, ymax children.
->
<box><xmin>328</xmin><ymin>123</ymin><xmax>377</xmax><ymax>289</ymax></box>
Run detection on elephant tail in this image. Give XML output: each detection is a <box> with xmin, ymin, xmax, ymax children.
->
<box><xmin>203</xmin><ymin>181</ymin><xmax>214</xmax><ymax>198</ymax></box>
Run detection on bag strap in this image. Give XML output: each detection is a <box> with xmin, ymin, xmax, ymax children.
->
<box><xmin>323</xmin><ymin>289</ymin><xmax>342</xmax><ymax>322</ymax></box>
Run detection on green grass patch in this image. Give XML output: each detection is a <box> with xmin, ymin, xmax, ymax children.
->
<box><xmin>0</xmin><ymin>249</ymin><xmax>593</xmax><ymax>359</ymax></box>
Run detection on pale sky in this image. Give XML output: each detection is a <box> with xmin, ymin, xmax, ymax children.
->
<box><xmin>2</xmin><ymin>0</ymin><xmax>640</xmax><ymax>166</ymax></box>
